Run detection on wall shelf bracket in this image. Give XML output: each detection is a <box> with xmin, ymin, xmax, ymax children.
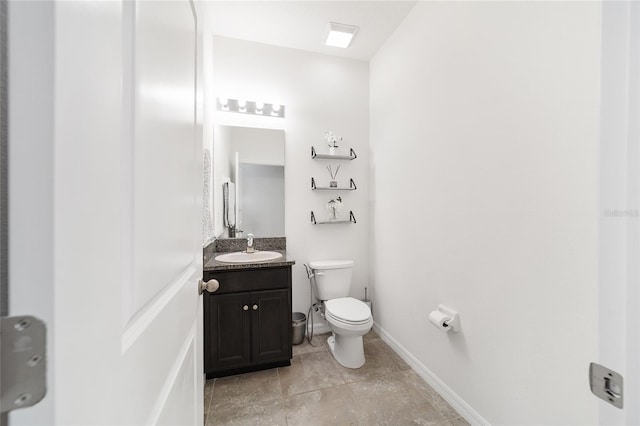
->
<box><xmin>311</xmin><ymin>146</ymin><xmax>357</xmax><ymax>160</ymax></box>
<box><xmin>311</xmin><ymin>177</ymin><xmax>357</xmax><ymax>191</ymax></box>
<box><xmin>311</xmin><ymin>210</ymin><xmax>356</xmax><ymax>225</ymax></box>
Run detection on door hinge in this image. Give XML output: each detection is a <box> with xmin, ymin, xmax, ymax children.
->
<box><xmin>1</xmin><ymin>316</ymin><xmax>47</xmax><ymax>413</ymax></box>
<box><xmin>590</xmin><ymin>362</ymin><xmax>623</xmax><ymax>409</ymax></box>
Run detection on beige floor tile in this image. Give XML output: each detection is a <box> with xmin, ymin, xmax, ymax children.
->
<box><xmin>363</xmin><ymin>329</ymin><xmax>381</xmax><ymax>343</ymax></box>
<box><xmin>205</xmin><ymin>379</ymin><xmax>215</xmax><ymax>404</ymax></box>
<box><xmin>292</xmin><ymin>333</ymin><xmax>329</xmax><ymax>356</ymax></box>
<box><xmin>447</xmin><ymin>416</ymin><xmax>471</xmax><ymax>426</ymax></box>
<box><xmin>353</xmin><ymin>402</ymin><xmax>450</xmax><ymax>426</ymax></box>
<box><xmin>347</xmin><ymin>374</ymin><xmax>447</xmax><ymax>425</ymax></box>
<box><xmin>211</xmin><ymin>369</ymin><xmax>281</xmax><ymax>411</ymax></box>
<box><xmin>284</xmin><ymin>384</ymin><xmax>359</xmax><ymax>426</ymax></box>
<box><xmin>206</xmin><ymin>335</ymin><xmax>462</xmax><ymax>426</ymax></box>
<box><xmin>204</xmin><ymin>379</ymin><xmax>215</xmax><ymax>424</ymax></box>
<box><xmin>429</xmin><ymin>393</ymin><xmax>462</xmax><ymax>420</ymax></box>
<box><xmin>207</xmin><ymin>398</ymin><xmax>286</xmax><ymax>426</ymax></box>
<box><xmin>400</xmin><ymin>369</ymin><xmax>461</xmax><ymax>420</ymax></box>
<box><xmin>278</xmin><ymin>350</ymin><xmax>346</xmax><ymax>397</ymax></box>
<box><xmin>335</xmin><ymin>341</ymin><xmax>403</xmax><ymax>384</ymax></box>
<box><xmin>373</xmin><ymin>340</ymin><xmax>411</xmax><ymax>371</ymax></box>
<box><xmin>347</xmin><ymin>373</ymin><xmax>427</xmax><ymax>406</ymax></box>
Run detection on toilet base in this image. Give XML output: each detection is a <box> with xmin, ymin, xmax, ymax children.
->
<box><xmin>327</xmin><ymin>333</ymin><xmax>365</xmax><ymax>369</ymax></box>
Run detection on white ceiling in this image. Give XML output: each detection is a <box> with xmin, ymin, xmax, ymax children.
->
<box><xmin>205</xmin><ymin>1</ymin><xmax>417</xmax><ymax>61</ymax></box>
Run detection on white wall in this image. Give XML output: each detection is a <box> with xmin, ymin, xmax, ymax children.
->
<box><xmin>212</xmin><ymin>37</ymin><xmax>369</xmax><ymax>317</ymax></box>
<box><xmin>369</xmin><ymin>2</ymin><xmax>600</xmax><ymax>425</ymax></box>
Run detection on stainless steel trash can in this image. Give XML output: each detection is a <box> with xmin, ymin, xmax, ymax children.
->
<box><xmin>292</xmin><ymin>312</ymin><xmax>306</xmax><ymax>345</ymax></box>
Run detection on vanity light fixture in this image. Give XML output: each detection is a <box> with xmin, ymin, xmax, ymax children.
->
<box><xmin>325</xmin><ymin>22</ymin><xmax>359</xmax><ymax>49</ymax></box>
<box><xmin>216</xmin><ymin>98</ymin><xmax>285</xmax><ymax>118</ymax></box>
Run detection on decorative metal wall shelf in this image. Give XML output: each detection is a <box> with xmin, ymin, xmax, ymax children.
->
<box><xmin>311</xmin><ymin>211</ymin><xmax>356</xmax><ymax>225</ymax></box>
<box><xmin>311</xmin><ymin>178</ymin><xmax>357</xmax><ymax>191</ymax></box>
<box><xmin>311</xmin><ymin>146</ymin><xmax>357</xmax><ymax>160</ymax></box>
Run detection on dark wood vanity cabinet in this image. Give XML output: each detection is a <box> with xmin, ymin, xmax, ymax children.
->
<box><xmin>203</xmin><ymin>266</ymin><xmax>292</xmax><ymax>378</ymax></box>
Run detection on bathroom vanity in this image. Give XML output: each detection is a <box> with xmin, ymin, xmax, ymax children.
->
<box><xmin>203</xmin><ymin>238</ymin><xmax>294</xmax><ymax>378</ymax></box>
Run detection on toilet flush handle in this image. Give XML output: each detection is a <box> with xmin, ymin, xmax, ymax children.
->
<box><xmin>303</xmin><ymin>264</ymin><xmax>314</xmax><ymax>279</ymax></box>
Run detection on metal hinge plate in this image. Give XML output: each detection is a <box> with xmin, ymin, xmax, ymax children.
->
<box><xmin>590</xmin><ymin>362</ymin><xmax>623</xmax><ymax>409</ymax></box>
<box><xmin>1</xmin><ymin>316</ymin><xmax>47</xmax><ymax>413</ymax></box>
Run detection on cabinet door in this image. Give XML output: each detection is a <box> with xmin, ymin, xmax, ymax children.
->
<box><xmin>205</xmin><ymin>292</ymin><xmax>251</xmax><ymax>372</ymax></box>
<box><xmin>251</xmin><ymin>289</ymin><xmax>291</xmax><ymax>364</ymax></box>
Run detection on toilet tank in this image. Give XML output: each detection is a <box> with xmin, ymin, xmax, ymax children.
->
<box><xmin>309</xmin><ymin>260</ymin><xmax>354</xmax><ymax>301</ymax></box>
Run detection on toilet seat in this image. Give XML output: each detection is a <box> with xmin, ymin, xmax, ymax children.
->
<box><xmin>325</xmin><ymin>297</ymin><xmax>371</xmax><ymax>325</ymax></box>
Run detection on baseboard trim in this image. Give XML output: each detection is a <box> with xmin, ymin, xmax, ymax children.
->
<box><xmin>373</xmin><ymin>322</ymin><xmax>490</xmax><ymax>426</ymax></box>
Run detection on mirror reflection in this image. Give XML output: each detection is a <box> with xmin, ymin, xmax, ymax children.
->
<box><xmin>213</xmin><ymin>125</ymin><xmax>285</xmax><ymax>238</ymax></box>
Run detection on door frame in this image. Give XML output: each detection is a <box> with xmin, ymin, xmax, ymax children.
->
<box><xmin>6</xmin><ymin>1</ymin><xmax>55</xmax><ymax>424</ymax></box>
<box><xmin>599</xmin><ymin>1</ymin><xmax>640</xmax><ymax>424</ymax></box>
<box><xmin>1</xmin><ymin>1</ymin><xmax>8</xmax><ymax>423</ymax></box>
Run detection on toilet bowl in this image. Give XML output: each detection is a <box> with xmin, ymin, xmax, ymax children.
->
<box><xmin>324</xmin><ymin>297</ymin><xmax>373</xmax><ymax>368</ymax></box>
<box><xmin>308</xmin><ymin>260</ymin><xmax>373</xmax><ymax>369</ymax></box>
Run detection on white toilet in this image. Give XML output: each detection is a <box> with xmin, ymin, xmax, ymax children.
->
<box><xmin>308</xmin><ymin>259</ymin><xmax>373</xmax><ymax>369</ymax></box>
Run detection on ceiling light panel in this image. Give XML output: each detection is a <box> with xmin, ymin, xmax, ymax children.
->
<box><xmin>325</xmin><ymin>22</ymin><xmax>359</xmax><ymax>49</ymax></box>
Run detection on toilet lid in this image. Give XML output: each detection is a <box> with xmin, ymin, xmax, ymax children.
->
<box><xmin>325</xmin><ymin>297</ymin><xmax>371</xmax><ymax>324</ymax></box>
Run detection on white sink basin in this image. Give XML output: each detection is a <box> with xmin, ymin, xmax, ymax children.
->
<box><xmin>215</xmin><ymin>251</ymin><xmax>283</xmax><ymax>264</ymax></box>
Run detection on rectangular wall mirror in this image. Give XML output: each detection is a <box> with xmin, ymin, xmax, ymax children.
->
<box><xmin>212</xmin><ymin>125</ymin><xmax>285</xmax><ymax>238</ymax></box>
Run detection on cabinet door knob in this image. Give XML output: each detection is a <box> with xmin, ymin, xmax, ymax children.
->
<box><xmin>252</xmin><ymin>304</ymin><xmax>258</xmax><ymax>311</ymax></box>
<box><xmin>198</xmin><ymin>278</ymin><xmax>219</xmax><ymax>295</ymax></box>
<box><xmin>243</xmin><ymin>305</ymin><xmax>249</xmax><ymax>311</ymax></box>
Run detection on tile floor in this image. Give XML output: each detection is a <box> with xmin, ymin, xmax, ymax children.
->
<box><xmin>204</xmin><ymin>330</ymin><xmax>469</xmax><ymax>425</ymax></box>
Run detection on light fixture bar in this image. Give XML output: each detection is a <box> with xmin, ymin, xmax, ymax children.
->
<box><xmin>216</xmin><ymin>98</ymin><xmax>285</xmax><ymax>118</ymax></box>
<box><xmin>325</xmin><ymin>22</ymin><xmax>359</xmax><ymax>49</ymax></box>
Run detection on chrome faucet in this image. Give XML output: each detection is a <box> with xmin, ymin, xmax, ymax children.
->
<box><xmin>246</xmin><ymin>233</ymin><xmax>255</xmax><ymax>253</ymax></box>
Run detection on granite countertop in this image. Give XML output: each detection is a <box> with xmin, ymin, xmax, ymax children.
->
<box><xmin>204</xmin><ymin>249</ymin><xmax>295</xmax><ymax>271</ymax></box>
<box><xmin>203</xmin><ymin>237</ymin><xmax>295</xmax><ymax>271</ymax></box>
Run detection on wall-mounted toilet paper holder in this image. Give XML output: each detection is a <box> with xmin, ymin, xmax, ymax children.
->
<box><xmin>437</xmin><ymin>304</ymin><xmax>460</xmax><ymax>332</ymax></box>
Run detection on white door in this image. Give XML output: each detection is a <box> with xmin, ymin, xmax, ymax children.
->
<box><xmin>599</xmin><ymin>1</ymin><xmax>640</xmax><ymax>424</ymax></box>
<box><xmin>8</xmin><ymin>0</ymin><xmax>204</xmax><ymax>424</ymax></box>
